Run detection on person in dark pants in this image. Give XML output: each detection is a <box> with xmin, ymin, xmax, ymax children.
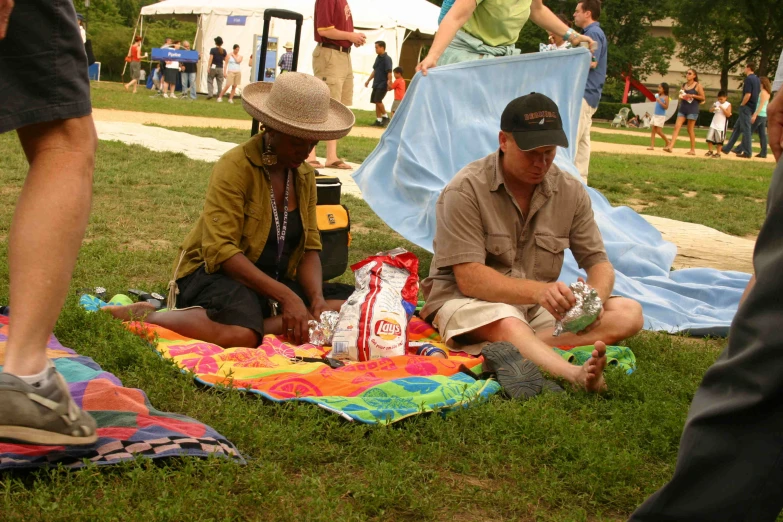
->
<box><xmin>630</xmin><ymin>91</ymin><xmax>783</xmax><ymax>522</ymax></box>
<box><xmin>0</xmin><ymin>0</ymin><xmax>98</xmax><ymax>445</ymax></box>
<box><xmin>722</xmin><ymin>62</ymin><xmax>761</xmax><ymax>159</ymax></box>
<box><xmin>364</xmin><ymin>40</ymin><xmax>393</xmax><ymax>127</ymax></box>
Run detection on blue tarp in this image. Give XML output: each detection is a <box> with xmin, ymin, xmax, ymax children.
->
<box><xmin>353</xmin><ymin>48</ymin><xmax>752</xmax><ymax>336</ymax></box>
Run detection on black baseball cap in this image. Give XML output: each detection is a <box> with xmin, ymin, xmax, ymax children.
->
<box><xmin>500</xmin><ymin>92</ymin><xmax>568</xmax><ymax>151</ymax></box>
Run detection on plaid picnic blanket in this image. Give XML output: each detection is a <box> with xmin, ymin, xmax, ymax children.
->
<box><xmin>0</xmin><ymin>316</ymin><xmax>243</xmax><ymax>470</ymax></box>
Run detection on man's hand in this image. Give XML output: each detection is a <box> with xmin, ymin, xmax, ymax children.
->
<box><xmin>349</xmin><ymin>32</ymin><xmax>366</xmax><ymax>47</ymax></box>
<box><xmin>387</xmin><ymin>80</ymin><xmax>393</xmax><ymax>90</ymax></box>
<box><xmin>281</xmin><ymin>295</ymin><xmax>311</xmax><ymax>345</ymax></box>
<box><xmin>573</xmin><ymin>277</ymin><xmax>603</xmax><ymax>335</ymax></box>
<box><xmin>752</xmin><ymin>114</ymin><xmax>757</xmax><ymax>124</ymax></box>
<box><xmin>364</xmin><ymin>79</ymin><xmax>370</xmax><ymax>88</ymax></box>
<box><xmin>0</xmin><ymin>0</ymin><xmax>13</xmax><ymax>40</ymax></box>
<box><xmin>536</xmin><ymin>282</ymin><xmax>576</xmax><ymax>321</ymax></box>
<box><xmin>415</xmin><ymin>54</ymin><xmax>438</xmax><ymax>76</ymax></box>
<box><xmin>768</xmin><ymin>91</ymin><xmax>783</xmax><ymax>161</ymax></box>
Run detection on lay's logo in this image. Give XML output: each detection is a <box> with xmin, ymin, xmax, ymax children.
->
<box><xmin>374</xmin><ymin>318</ymin><xmax>402</xmax><ymax>340</ymax></box>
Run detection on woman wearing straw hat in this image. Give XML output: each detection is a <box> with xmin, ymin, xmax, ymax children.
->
<box><xmin>105</xmin><ymin>73</ymin><xmax>355</xmax><ymax>347</ymax></box>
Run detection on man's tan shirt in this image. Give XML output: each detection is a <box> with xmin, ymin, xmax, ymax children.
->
<box><xmin>421</xmin><ymin>150</ymin><xmax>608</xmax><ymax>321</ymax></box>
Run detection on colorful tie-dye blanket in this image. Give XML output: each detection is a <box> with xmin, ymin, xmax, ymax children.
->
<box><xmin>0</xmin><ymin>316</ymin><xmax>243</xmax><ymax>470</ymax></box>
<box><xmin>124</xmin><ymin>316</ymin><xmax>635</xmax><ymax>425</ymax></box>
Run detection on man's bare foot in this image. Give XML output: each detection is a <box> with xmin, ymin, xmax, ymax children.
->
<box><xmin>102</xmin><ymin>302</ymin><xmax>157</xmax><ymax>321</ymax></box>
<box><xmin>578</xmin><ymin>341</ymin><xmax>608</xmax><ymax>393</ymax></box>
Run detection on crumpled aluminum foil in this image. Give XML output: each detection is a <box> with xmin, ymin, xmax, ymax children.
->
<box><xmin>308</xmin><ymin>311</ymin><xmax>340</xmax><ymax>347</ymax></box>
<box><xmin>552</xmin><ymin>282</ymin><xmax>603</xmax><ymax>336</ymax></box>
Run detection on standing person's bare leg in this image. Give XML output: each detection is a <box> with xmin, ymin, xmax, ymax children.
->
<box><xmin>665</xmin><ymin>117</ymin><xmax>685</xmax><ymax>152</ymax></box>
<box><xmin>4</xmin><ymin>117</ymin><xmax>96</xmax><ymax>376</ymax></box>
<box><xmin>686</xmin><ymin>120</ymin><xmax>697</xmax><ymax>154</ymax></box>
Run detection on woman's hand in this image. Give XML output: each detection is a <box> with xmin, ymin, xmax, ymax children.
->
<box><xmin>572</xmin><ymin>33</ymin><xmax>597</xmax><ymax>53</ymax></box>
<box><xmin>0</xmin><ymin>0</ymin><xmax>13</xmax><ymax>40</ymax></box>
<box><xmin>309</xmin><ymin>297</ymin><xmax>329</xmax><ymax>323</ymax></box>
<box><xmin>281</xmin><ymin>295</ymin><xmax>311</xmax><ymax>345</ymax></box>
<box><xmin>415</xmin><ymin>54</ymin><xmax>439</xmax><ymax>76</ymax></box>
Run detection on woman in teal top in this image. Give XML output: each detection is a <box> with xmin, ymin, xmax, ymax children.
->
<box><xmin>417</xmin><ymin>0</ymin><xmax>596</xmax><ymax>74</ymax></box>
<box><xmin>752</xmin><ymin>76</ymin><xmax>772</xmax><ymax>158</ymax></box>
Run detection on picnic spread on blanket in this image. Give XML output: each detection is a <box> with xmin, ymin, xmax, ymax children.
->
<box><xmin>79</xmin><ymin>293</ymin><xmax>636</xmax><ymax>425</ymax></box>
<box><xmin>0</xmin><ymin>316</ymin><xmax>243</xmax><ymax>470</ymax></box>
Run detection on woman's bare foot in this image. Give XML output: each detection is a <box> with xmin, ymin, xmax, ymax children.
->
<box><xmin>102</xmin><ymin>302</ymin><xmax>157</xmax><ymax>321</ymax></box>
<box><xmin>576</xmin><ymin>341</ymin><xmax>608</xmax><ymax>393</ymax></box>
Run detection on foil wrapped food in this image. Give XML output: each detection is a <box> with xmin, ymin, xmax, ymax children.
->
<box><xmin>308</xmin><ymin>311</ymin><xmax>340</xmax><ymax>347</ymax></box>
<box><xmin>552</xmin><ymin>282</ymin><xmax>603</xmax><ymax>336</ymax></box>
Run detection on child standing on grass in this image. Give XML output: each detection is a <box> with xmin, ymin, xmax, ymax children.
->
<box><xmin>706</xmin><ymin>90</ymin><xmax>732</xmax><ymax>158</ymax></box>
<box><xmin>648</xmin><ymin>83</ymin><xmax>670</xmax><ymax>150</ymax></box>
<box><xmin>390</xmin><ymin>67</ymin><xmax>406</xmax><ymax>118</ymax></box>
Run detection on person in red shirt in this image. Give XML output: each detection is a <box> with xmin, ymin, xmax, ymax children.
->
<box><xmin>390</xmin><ymin>67</ymin><xmax>406</xmax><ymax>117</ymax></box>
<box><xmin>124</xmin><ymin>36</ymin><xmax>146</xmax><ymax>94</ymax></box>
<box><xmin>306</xmin><ymin>0</ymin><xmax>367</xmax><ymax>170</ymax></box>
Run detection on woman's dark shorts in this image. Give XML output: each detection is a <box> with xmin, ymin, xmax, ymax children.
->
<box><xmin>176</xmin><ymin>267</ymin><xmax>354</xmax><ymax>339</ymax></box>
<box><xmin>163</xmin><ymin>68</ymin><xmax>179</xmax><ymax>85</ymax></box>
<box><xmin>0</xmin><ymin>0</ymin><xmax>91</xmax><ymax>133</ymax></box>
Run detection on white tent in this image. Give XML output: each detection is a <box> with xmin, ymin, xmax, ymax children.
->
<box><xmin>139</xmin><ymin>0</ymin><xmax>439</xmax><ymax>111</ymax></box>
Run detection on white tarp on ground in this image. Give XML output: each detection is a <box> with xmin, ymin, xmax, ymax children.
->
<box><xmin>140</xmin><ymin>0</ymin><xmax>439</xmax><ymax>111</ymax></box>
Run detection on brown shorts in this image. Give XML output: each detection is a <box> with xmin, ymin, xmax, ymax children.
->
<box><xmin>432</xmin><ymin>299</ymin><xmax>556</xmax><ymax>355</ymax></box>
<box><xmin>226</xmin><ymin>70</ymin><xmax>241</xmax><ymax>86</ymax></box>
<box><xmin>312</xmin><ymin>45</ymin><xmax>353</xmax><ymax>106</ymax></box>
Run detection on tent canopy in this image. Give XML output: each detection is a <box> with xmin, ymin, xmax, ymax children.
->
<box><xmin>140</xmin><ymin>0</ymin><xmax>439</xmax><ymax>34</ymax></box>
<box><xmin>139</xmin><ymin>0</ymin><xmax>438</xmax><ymax>110</ymax></box>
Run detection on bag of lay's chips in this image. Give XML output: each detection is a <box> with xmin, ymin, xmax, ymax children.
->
<box><xmin>330</xmin><ymin>248</ymin><xmax>419</xmax><ymax>362</ymax></box>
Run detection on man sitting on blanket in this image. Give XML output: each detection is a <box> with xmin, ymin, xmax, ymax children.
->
<box><xmin>421</xmin><ymin>93</ymin><xmax>644</xmax><ymax>396</ymax></box>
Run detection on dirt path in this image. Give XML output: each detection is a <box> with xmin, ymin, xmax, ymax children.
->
<box><xmin>640</xmin><ymin>215</ymin><xmax>755</xmax><ymax>273</ymax></box>
<box><xmin>92</xmin><ymin>110</ymin><xmax>774</xmax><ymax>163</ymax></box>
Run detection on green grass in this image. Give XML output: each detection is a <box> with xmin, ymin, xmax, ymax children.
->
<box><xmin>0</xmin><ymin>132</ymin><xmax>736</xmax><ymax>520</ymax></box>
<box><xmin>91</xmin><ymin>81</ymin><xmax>378</xmax><ymax>126</ymax></box>
<box><xmin>589</xmin><ymin>153</ymin><xmax>770</xmax><ymax>237</ymax></box>
<box><xmin>592</xmin><ymin>129</ymin><xmax>762</xmax><ymax>153</ymax></box>
<box><xmin>152</xmin><ymin>125</ymin><xmax>379</xmax><ymax>165</ymax></box>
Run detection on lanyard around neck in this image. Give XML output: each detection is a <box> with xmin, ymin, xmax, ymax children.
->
<box><xmin>269</xmin><ymin>169</ymin><xmax>291</xmax><ymax>281</ymax></box>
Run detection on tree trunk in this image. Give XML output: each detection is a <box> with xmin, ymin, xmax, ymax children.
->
<box><xmin>721</xmin><ymin>38</ymin><xmax>731</xmax><ymax>92</ymax></box>
<box><xmin>758</xmin><ymin>43</ymin><xmax>771</xmax><ymax>77</ymax></box>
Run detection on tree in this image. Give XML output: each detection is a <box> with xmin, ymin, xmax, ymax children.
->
<box><xmin>673</xmin><ymin>0</ymin><xmax>783</xmax><ymax>91</ymax></box>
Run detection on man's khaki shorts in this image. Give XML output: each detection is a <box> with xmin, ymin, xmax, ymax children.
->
<box><xmin>312</xmin><ymin>45</ymin><xmax>353</xmax><ymax>106</ymax></box>
<box><xmin>432</xmin><ymin>299</ymin><xmax>556</xmax><ymax>355</ymax></box>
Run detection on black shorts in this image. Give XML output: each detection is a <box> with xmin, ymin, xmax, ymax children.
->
<box><xmin>0</xmin><ymin>0</ymin><xmax>91</xmax><ymax>134</ymax></box>
<box><xmin>370</xmin><ymin>87</ymin><xmax>387</xmax><ymax>104</ymax></box>
<box><xmin>175</xmin><ymin>266</ymin><xmax>354</xmax><ymax>340</ymax></box>
<box><xmin>164</xmin><ymin>68</ymin><xmax>179</xmax><ymax>85</ymax></box>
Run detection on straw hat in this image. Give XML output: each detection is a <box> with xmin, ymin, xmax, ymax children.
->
<box><xmin>284</xmin><ymin>42</ymin><xmax>294</xmax><ymax>49</ymax></box>
<box><xmin>242</xmin><ymin>73</ymin><xmax>354</xmax><ymax>141</ymax></box>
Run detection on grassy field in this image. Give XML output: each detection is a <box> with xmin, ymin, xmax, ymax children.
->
<box><xmin>91</xmin><ymin>81</ymin><xmax>379</xmax><ymax>126</ymax></box>
<box><xmin>0</xmin><ymin>132</ymin><xmax>740</xmax><ymax>520</ymax></box>
<box><xmin>156</xmin><ymin>125</ymin><xmax>771</xmax><ymax>237</ymax></box>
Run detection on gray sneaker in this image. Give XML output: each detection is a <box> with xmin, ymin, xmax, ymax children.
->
<box><xmin>0</xmin><ymin>363</ymin><xmax>97</xmax><ymax>445</ymax></box>
<box><xmin>482</xmin><ymin>342</ymin><xmax>545</xmax><ymax>400</ymax></box>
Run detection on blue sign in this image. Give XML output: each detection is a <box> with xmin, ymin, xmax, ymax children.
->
<box><xmin>150</xmin><ymin>48</ymin><xmax>200</xmax><ymax>63</ymax></box>
<box><xmin>227</xmin><ymin>15</ymin><xmax>247</xmax><ymax>26</ymax></box>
